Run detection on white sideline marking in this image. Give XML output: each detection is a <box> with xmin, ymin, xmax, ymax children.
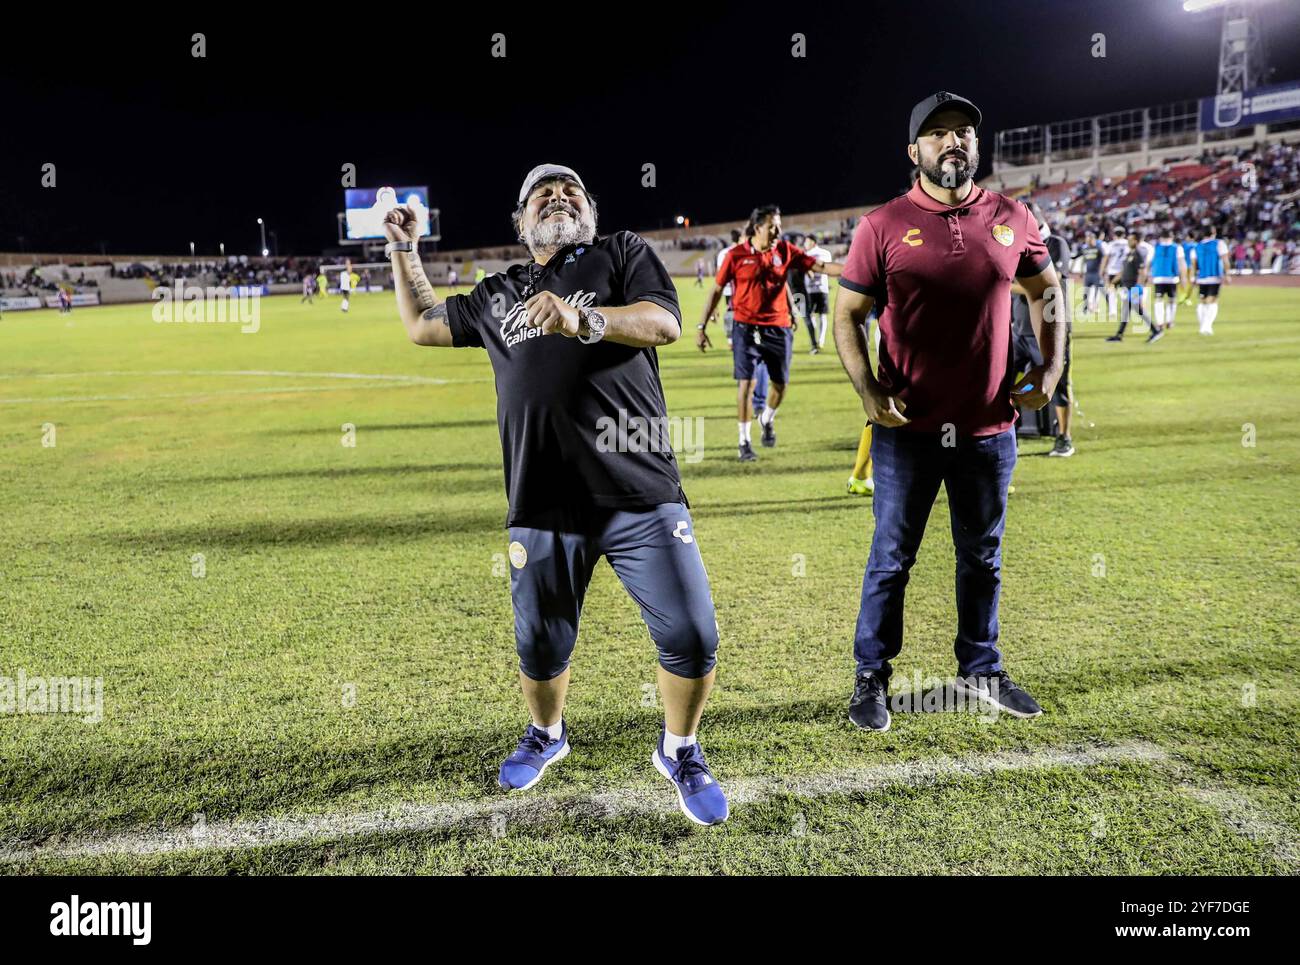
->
<box><xmin>1181</xmin><ymin>786</ymin><xmax>1300</xmax><ymax>869</ymax></box>
<box><xmin>0</xmin><ymin>742</ymin><xmax>1165</xmax><ymax>862</ymax></box>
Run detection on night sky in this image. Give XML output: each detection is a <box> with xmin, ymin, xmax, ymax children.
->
<box><xmin>2</xmin><ymin>0</ymin><xmax>1298</xmax><ymax>257</ymax></box>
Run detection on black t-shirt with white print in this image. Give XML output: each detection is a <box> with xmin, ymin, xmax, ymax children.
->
<box><xmin>445</xmin><ymin>230</ymin><xmax>686</xmax><ymax>528</ymax></box>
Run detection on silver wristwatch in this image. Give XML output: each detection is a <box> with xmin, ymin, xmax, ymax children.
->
<box><xmin>384</xmin><ymin>241</ymin><xmax>414</xmax><ymax>257</ymax></box>
<box><xmin>578</xmin><ymin>308</ymin><xmax>608</xmax><ymax>344</ymax></box>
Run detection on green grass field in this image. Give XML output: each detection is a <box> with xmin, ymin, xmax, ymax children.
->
<box><xmin>1</xmin><ymin>282</ymin><xmax>1297</xmax><ymax>875</ymax></box>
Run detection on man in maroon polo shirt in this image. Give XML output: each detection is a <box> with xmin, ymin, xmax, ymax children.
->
<box><xmin>697</xmin><ymin>205</ymin><xmax>843</xmax><ymax>461</ymax></box>
<box><xmin>834</xmin><ymin>92</ymin><xmax>1065</xmax><ymax>731</ymax></box>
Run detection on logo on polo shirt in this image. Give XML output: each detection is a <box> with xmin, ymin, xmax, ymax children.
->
<box><xmin>992</xmin><ymin>224</ymin><xmax>1015</xmax><ymax>247</ymax></box>
<box><xmin>508</xmin><ymin>541</ymin><xmax>528</xmax><ymax>568</ymax></box>
<box><xmin>902</xmin><ymin>228</ymin><xmax>923</xmax><ymax>247</ymax></box>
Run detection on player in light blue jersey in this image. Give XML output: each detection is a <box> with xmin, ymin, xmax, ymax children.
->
<box><xmin>1149</xmin><ymin>229</ymin><xmax>1187</xmax><ymax>333</ymax></box>
<box><xmin>1192</xmin><ymin>226</ymin><xmax>1231</xmax><ymax>335</ymax></box>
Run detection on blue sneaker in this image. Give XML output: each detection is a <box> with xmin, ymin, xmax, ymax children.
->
<box><xmin>498</xmin><ymin>722</ymin><xmax>570</xmax><ymax>791</ymax></box>
<box><xmin>652</xmin><ymin>734</ymin><xmax>729</xmax><ymax>826</ymax></box>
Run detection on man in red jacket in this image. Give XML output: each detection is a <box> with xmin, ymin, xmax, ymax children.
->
<box><xmin>698</xmin><ymin>205</ymin><xmax>842</xmax><ymax>461</ymax></box>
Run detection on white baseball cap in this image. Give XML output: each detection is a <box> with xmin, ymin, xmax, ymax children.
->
<box><xmin>517</xmin><ymin>163</ymin><xmax>586</xmax><ymax>205</ymax></box>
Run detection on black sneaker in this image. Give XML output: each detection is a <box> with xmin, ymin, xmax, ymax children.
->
<box><xmin>1104</xmin><ymin>334</ymin><xmax>1123</xmax><ymax>342</ymax></box>
<box><xmin>953</xmin><ymin>670</ymin><xmax>1042</xmax><ymax>718</ymax></box>
<box><xmin>849</xmin><ymin>670</ymin><xmax>891</xmax><ymax>731</ymax></box>
<box><xmin>738</xmin><ymin>441</ymin><xmax>758</xmax><ymax>462</ymax></box>
<box><xmin>760</xmin><ymin>418</ymin><xmax>776</xmax><ymax>448</ymax></box>
<box><xmin>1048</xmin><ymin>436</ymin><xmax>1074</xmax><ymax>457</ymax></box>
<box><xmin>1146</xmin><ymin>327</ymin><xmax>1166</xmax><ymax>343</ymax></box>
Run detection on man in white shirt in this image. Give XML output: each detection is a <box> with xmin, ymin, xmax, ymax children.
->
<box><xmin>339</xmin><ymin>259</ymin><xmax>353</xmax><ymax>313</ymax></box>
<box><xmin>803</xmin><ymin>233</ymin><xmax>833</xmax><ymax>351</ymax></box>
<box><xmin>1104</xmin><ymin>227</ymin><xmax>1130</xmax><ymax>322</ymax></box>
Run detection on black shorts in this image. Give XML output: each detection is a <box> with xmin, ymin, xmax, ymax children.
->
<box><xmin>733</xmin><ymin>323</ymin><xmax>792</xmax><ymax>385</ymax></box>
<box><xmin>1154</xmin><ymin>283</ymin><xmax>1178</xmax><ymax>298</ymax></box>
<box><xmin>808</xmin><ymin>291</ymin><xmax>828</xmax><ymax>313</ymax></box>
<box><xmin>1014</xmin><ymin>328</ymin><xmax>1071</xmax><ymax>410</ymax></box>
<box><xmin>1084</xmin><ymin>274</ymin><xmax>1101</xmax><ymax>288</ymax></box>
<box><xmin>1198</xmin><ymin>283</ymin><xmax>1221</xmax><ymax>298</ymax></box>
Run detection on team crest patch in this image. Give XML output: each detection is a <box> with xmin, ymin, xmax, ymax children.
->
<box><xmin>508</xmin><ymin>541</ymin><xmax>528</xmax><ymax>569</ymax></box>
<box><xmin>992</xmin><ymin>224</ymin><xmax>1015</xmax><ymax>247</ymax></box>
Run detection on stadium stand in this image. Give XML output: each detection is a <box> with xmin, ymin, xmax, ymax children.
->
<box><xmin>1019</xmin><ymin>138</ymin><xmax>1300</xmax><ymax>273</ymax></box>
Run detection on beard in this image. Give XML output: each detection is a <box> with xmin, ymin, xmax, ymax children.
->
<box><xmin>920</xmin><ymin>147</ymin><xmax>980</xmax><ymax>190</ymax></box>
<box><xmin>523</xmin><ymin>201</ymin><xmax>597</xmax><ymax>252</ymax></box>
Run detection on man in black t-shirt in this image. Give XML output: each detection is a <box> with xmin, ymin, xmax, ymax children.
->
<box><xmin>1012</xmin><ymin>202</ymin><xmax>1075</xmax><ymax>456</ymax></box>
<box><xmin>383</xmin><ymin>165</ymin><xmax>728</xmax><ymax>826</ymax></box>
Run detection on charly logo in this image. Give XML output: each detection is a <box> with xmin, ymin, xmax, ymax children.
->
<box><xmin>508</xmin><ymin>541</ymin><xmax>527</xmax><ymax>569</ymax></box>
<box><xmin>992</xmin><ymin>224</ymin><xmax>1015</xmax><ymax>247</ymax></box>
<box><xmin>499</xmin><ymin>289</ymin><xmax>597</xmax><ymax>348</ymax></box>
<box><xmin>903</xmin><ymin>228</ymin><xmax>923</xmax><ymax>247</ymax></box>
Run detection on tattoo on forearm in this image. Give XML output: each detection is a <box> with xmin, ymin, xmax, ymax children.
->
<box><xmin>405</xmin><ymin>251</ymin><xmax>437</xmax><ymax>312</ymax></box>
<box><xmin>421</xmin><ymin>304</ymin><xmax>449</xmax><ymax>325</ymax></box>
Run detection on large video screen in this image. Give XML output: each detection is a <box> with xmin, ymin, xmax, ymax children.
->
<box><xmin>344</xmin><ymin>186</ymin><xmax>431</xmax><ymax>240</ymax></box>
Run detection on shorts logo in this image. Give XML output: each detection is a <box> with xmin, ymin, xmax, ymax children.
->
<box><xmin>508</xmin><ymin>541</ymin><xmax>528</xmax><ymax>569</ymax></box>
<box><xmin>672</xmin><ymin>521</ymin><xmax>693</xmax><ymax>544</ymax></box>
<box><xmin>992</xmin><ymin>224</ymin><xmax>1015</xmax><ymax>247</ymax></box>
<box><xmin>902</xmin><ymin>228</ymin><xmax>923</xmax><ymax>247</ymax></box>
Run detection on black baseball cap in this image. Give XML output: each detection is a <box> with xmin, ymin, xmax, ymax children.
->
<box><xmin>908</xmin><ymin>91</ymin><xmax>982</xmax><ymax>142</ymax></box>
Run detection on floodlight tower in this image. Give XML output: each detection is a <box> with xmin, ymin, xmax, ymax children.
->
<box><xmin>1183</xmin><ymin>0</ymin><xmax>1269</xmax><ymax>98</ymax></box>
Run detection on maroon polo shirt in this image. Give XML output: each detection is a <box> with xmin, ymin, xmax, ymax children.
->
<box><xmin>840</xmin><ymin>181</ymin><xmax>1050</xmax><ymax>435</ymax></box>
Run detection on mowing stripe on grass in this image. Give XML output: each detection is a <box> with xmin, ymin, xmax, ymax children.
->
<box><xmin>0</xmin><ymin>741</ymin><xmax>1165</xmax><ymax>862</ymax></box>
<box><xmin>0</xmin><ymin>370</ymin><xmax>453</xmax><ymax>383</ymax></box>
<box><xmin>1180</xmin><ymin>786</ymin><xmax>1300</xmax><ymax>870</ymax></box>
<box><xmin>0</xmin><ymin>370</ymin><xmax>499</xmax><ymax>404</ymax></box>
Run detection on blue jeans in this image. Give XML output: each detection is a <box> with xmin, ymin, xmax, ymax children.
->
<box><xmin>853</xmin><ymin>425</ymin><xmax>1017</xmax><ymax>679</ymax></box>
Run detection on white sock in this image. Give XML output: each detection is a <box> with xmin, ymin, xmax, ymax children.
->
<box><xmin>1207</xmin><ymin>303</ymin><xmax>1218</xmax><ymax>330</ymax></box>
<box><xmin>1168</xmin><ymin>301</ymin><xmax>1177</xmax><ymax>323</ymax></box>
<box><xmin>1108</xmin><ymin>291</ymin><xmax>1117</xmax><ymax>317</ymax></box>
<box><xmin>662</xmin><ymin>728</ymin><xmax>697</xmax><ymax>759</ymax></box>
<box><xmin>760</xmin><ymin>406</ymin><xmax>777</xmax><ymax>427</ymax></box>
<box><xmin>533</xmin><ymin>720</ymin><xmax>563</xmax><ymax>740</ymax></box>
<box><xmin>1155</xmin><ymin>301</ymin><xmax>1166</xmax><ymax>326</ymax></box>
<box><xmin>1197</xmin><ymin>304</ymin><xmax>1207</xmax><ymax>330</ymax></box>
<box><xmin>739</xmin><ymin>421</ymin><xmax>751</xmax><ymax>444</ymax></box>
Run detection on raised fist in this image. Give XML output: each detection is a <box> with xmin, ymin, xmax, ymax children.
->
<box><xmin>383</xmin><ymin>205</ymin><xmax>420</xmax><ymax>245</ymax></box>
